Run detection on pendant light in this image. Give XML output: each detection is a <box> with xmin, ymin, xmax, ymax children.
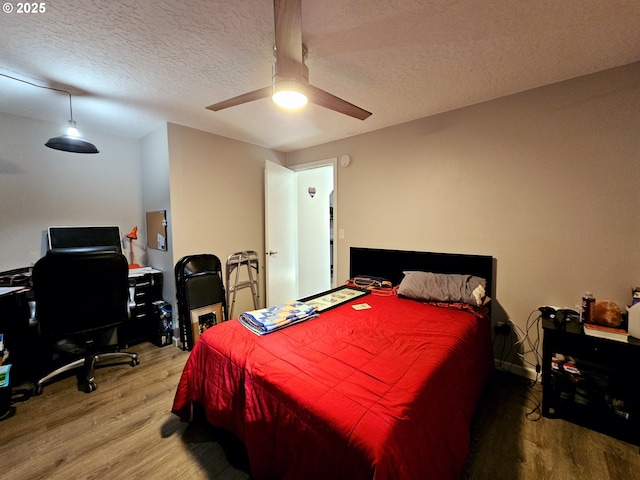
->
<box><xmin>0</xmin><ymin>72</ymin><xmax>99</xmax><ymax>154</ymax></box>
<box><xmin>45</xmin><ymin>91</ymin><xmax>99</xmax><ymax>153</ymax></box>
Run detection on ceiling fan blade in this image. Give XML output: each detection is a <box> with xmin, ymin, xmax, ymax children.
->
<box><xmin>206</xmin><ymin>86</ymin><xmax>272</xmax><ymax>111</ymax></box>
<box><xmin>308</xmin><ymin>85</ymin><xmax>372</xmax><ymax>120</ymax></box>
<box><xmin>274</xmin><ymin>0</ymin><xmax>304</xmax><ymax>80</ymax></box>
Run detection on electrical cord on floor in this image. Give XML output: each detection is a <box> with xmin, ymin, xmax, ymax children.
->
<box><xmin>494</xmin><ymin>310</ymin><xmax>545</xmax><ymax>421</ymax></box>
<box><xmin>502</xmin><ymin>373</ymin><xmax>543</xmax><ymax>421</ymax></box>
<box><xmin>512</xmin><ymin>310</ymin><xmax>543</xmax><ymax>380</ymax></box>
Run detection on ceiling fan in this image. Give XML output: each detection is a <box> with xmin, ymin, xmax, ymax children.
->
<box><xmin>206</xmin><ymin>0</ymin><xmax>372</xmax><ymax>120</ymax></box>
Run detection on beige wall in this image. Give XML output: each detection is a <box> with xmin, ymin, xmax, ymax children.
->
<box><xmin>287</xmin><ymin>63</ymin><xmax>640</xmax><ymax>373</ymax></box>
<box><xmin>166</xmin><ymin>123</ymin><xmax>285</xmax><ymax>315</ymax></box>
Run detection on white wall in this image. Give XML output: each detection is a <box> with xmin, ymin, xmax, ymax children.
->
<box><xmin>0</xmin><ymin>112</ymin><xmax>143</xmax><ymax>270</ymax></box>
<box><xmin>140</xmin><ymin>125</ymin><xmax>174</xmax><ymax>304</ymax></box>
<box><xmin>287</xmin><ymin>63</ymin><xmax>640</xmax><ymax>370</ymax></box>
<box><xmin>166</xmin><ymin>123</ymin><xmax>285</xmax><ymax>315</ymax></box>
<box><xmin>296</xmin><ymin>165</ymin><xmax>333</xmax><ymax>298</ymax></box>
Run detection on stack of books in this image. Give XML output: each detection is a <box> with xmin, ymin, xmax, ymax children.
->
<box><xmin>583</xmin><ymin>322</ymin><xmax>628</xmax><ymax>343</ymax></box>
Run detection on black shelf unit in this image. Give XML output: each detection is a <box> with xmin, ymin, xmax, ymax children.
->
<box><xmin>542</xmin><ymin>318</ymin><xmax>640</xmax><ymax>445</ymax></box>
<box><xmin>123</xmin><ymin>270</ymin><xmax>168</xmax><ymax>347</ymax></box>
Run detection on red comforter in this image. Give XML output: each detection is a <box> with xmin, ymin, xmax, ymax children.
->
<box><xmin>172</xmin><ymin>293</ymin><xmax>494</xmax><ymax>480</ymax></box>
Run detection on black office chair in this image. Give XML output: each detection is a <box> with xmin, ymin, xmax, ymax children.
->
<box><xmin>31</xmin><ymin>248</ymin><xmax>139</xmax><ymax>394</ymax></box>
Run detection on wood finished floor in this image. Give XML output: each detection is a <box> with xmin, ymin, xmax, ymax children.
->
<box><xmin>1</xmin><ymin>341</ymin><xmax>638</xmax><ymax>480</ymax></box>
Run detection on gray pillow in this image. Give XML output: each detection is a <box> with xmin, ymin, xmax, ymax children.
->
<box><xmin>397</xmin><ymin>271</ymin><xmax>486</xmax><ymax>306</ymax></box>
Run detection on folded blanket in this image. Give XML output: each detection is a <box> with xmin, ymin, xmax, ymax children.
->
<box><xmin>239</xmin><ymin>301</ymin><xmax>318</xmax><ymax>335</ymax></box>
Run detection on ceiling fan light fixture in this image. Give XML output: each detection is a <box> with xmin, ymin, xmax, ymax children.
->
<box><xmin>205</xmin><ymin>1</ymin><xmax>370</xmax><ymax>120</ymax></box>
<box><xmin>272</xmin><ymin>79</ymin><xmax>308</xmax><ymax>110</ymax></box>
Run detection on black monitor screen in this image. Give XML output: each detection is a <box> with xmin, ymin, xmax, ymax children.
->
<box><xmin>47</xmin><ymin>226</ymin><xmax>122</xmax><ymax>254</ymax></box>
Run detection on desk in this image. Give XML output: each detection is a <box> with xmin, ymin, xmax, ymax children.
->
<box><xmin>0</xmin><ymin>266</ymin><xmax>166</xmax><ymax>385</ymax></box>
<box><xmin>0</xmin><ymin>286</ymin><xmax>34</xmax><ymax>384</ymax></box>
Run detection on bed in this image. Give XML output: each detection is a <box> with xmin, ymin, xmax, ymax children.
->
<box><xmin>172</xmin><ymin>247</ymin><xmax>495</xmax><ymax>479</ymax></box>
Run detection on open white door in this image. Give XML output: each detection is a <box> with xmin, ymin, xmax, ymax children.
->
<box><xmin>265</xmin><ymin>160</ymin><xmax>298</xmax><ymax>306</ymax></box>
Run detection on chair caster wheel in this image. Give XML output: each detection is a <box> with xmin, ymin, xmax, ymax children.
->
<box><xmin>33</xmin><ymin>384</ymin><xmax>43</xmax><ymax>396</ymax></box>
<box><xmin>79</xmin><ymin>380</ymin><xmax>97</xmax><ymax>393</ymax></box>
<box><xmin>131</xmin><ymin>356</ymin><xmax>140</xmax><ymax>366</ymax></box>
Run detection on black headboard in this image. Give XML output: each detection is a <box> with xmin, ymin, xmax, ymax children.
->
<box><xmin>349</xmin><ymin>247</ymin><xmax>494</xmax><ymax>298</ymax></box>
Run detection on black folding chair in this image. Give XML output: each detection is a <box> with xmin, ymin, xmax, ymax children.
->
<box><xmin>174</xmin><ymin>254</ymin><xmax>227</xmax><ymax>350</ymax></box>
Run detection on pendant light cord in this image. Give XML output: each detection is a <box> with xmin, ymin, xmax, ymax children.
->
<box><xmin>1</xmin><ymin>70</ymin><xmax>99</xmax><ymax>153</ymax></box>
<box><xmin>0</xmin><ymin>72</ymin><xmax>74</xmax><ymax>121</ymax></box>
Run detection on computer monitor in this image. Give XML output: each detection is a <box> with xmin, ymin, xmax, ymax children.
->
<box><xmin>47</xmin><ymin>226</ymin><xmax>123</xmax><ymax>254</ymax></box>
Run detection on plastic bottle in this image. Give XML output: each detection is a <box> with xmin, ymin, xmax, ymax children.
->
<box><xmin>581</xmin><ymin>291</ymin><xmax>595</xmax><ymax>323</ymax></box>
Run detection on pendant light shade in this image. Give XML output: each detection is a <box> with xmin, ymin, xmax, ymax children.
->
<box><xmin>45</xmin><ymin>135</ymin><xmax>99</xmax><ymax>154</ymax></box>
<box><xmin>45</xmin><ymin>95</ymin><xmax>99</xmax><ymax>153</ymax></box>
<box><xmin>45</xmin><ymin>120</ymin><xmax>99</xmax><ymax>154</ymax></box>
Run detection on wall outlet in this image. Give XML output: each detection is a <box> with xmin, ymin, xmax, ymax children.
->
<box><xmin>495</xmin><ymin>321</ymin><xmax>511</xmax><ymax>336</ymax></box>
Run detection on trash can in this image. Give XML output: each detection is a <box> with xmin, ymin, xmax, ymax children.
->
<box><xmin>153</xmin><ymin>301</ymin><xmax>173</xmax><ymax>347</ymax></box>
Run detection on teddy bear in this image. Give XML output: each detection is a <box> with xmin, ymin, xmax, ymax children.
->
<box><xmin>592</xmin><ymin>300</ymin><xmax>623</xmax><ymax>328</ymax></box>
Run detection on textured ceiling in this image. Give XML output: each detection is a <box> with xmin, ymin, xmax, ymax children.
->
<box><xmin>0</xmin><ymin>0</ymin><xmax>639</xmax><ymax>152</ymax></box>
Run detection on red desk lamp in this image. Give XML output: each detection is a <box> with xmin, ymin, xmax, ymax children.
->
<box><xmin>126</xmin><ymin>226</ymin><xmax>141</xmax><ymax>269</ymax></box>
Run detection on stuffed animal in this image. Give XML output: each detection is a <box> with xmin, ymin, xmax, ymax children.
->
<box><xmin>592</xmin><ymin>300</ymin><xmax>623</xmax><ymax>327</ymax></box>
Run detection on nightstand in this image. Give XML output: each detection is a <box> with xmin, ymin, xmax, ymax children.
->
<box><xmin>541</xmin><ymin>318</ymin><xmax>640</xmax><ymax>445</ymax></box>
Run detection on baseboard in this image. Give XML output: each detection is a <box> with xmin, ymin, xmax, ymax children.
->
<box><xmin>494</xmin><ymin>359</ymin><xmax>539</xmax><ymax>381</ymax></box>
